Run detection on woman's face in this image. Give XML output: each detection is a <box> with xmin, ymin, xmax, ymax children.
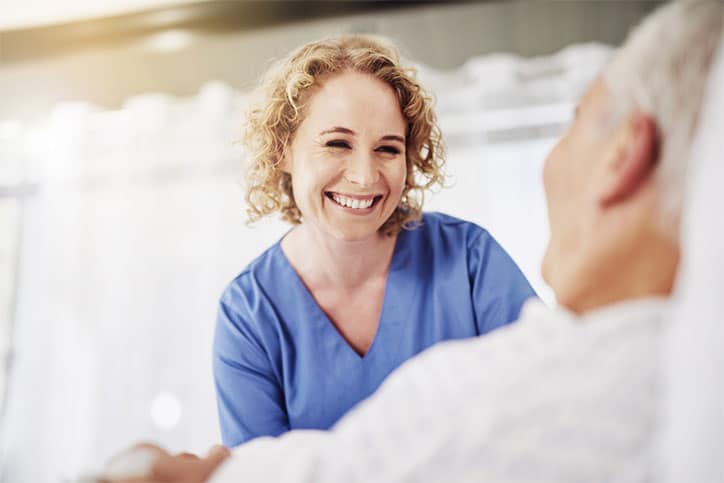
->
<box><xmin>283</xmin><ymin>70</ymin><xmax>408</xmax><ymax>241</ymax></box>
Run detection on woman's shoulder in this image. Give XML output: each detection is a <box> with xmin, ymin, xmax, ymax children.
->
<box><xmin>393</xmin><ymin>212</ymin><xmax>496</xmax><ymax>269</ymax></box>
<box><xmin>414</xmin><ymin>212</ymin><xmax>492</xmax><ymax>245</ymax></box>
<box><xmin>215</xmin><ymin>242</ymin><xmax>295</xmax><ymax>343</ymax></box>
<box><xmin>220</xmin><ymin>242</ymin><xmax>286</xmax><ymax>307</ymax></box>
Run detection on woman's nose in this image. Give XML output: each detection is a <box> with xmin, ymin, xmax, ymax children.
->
<box><xmin>344</xmin><ymin>152</ymin><xmax>379</xmax><ymax>187</ymax></box>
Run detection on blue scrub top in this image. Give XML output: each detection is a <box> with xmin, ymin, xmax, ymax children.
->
<box><xmin>213</xmin><ymin>212</ymin><xmax>536</xmax><ymax>447</ymax></box>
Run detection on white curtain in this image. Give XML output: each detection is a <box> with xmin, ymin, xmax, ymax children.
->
<box><xmin>0</xmin><ymin>45</ymin><xmax>610</xmax><ymax>482</ymax></box>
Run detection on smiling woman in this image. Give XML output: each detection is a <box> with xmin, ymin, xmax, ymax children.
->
<box><xmin>243</xmin><ymin>36</ymin><xmax>444</xmax><ymax>236</ymax></box>
<box><xmin>282</xmin><ymin>71</ymin><xmax>408</xmax><ymax>243</ymax></box>
<box><xmin>213</xmin><ymin>35</ymin><xmax>537</xmax><ymax>447</ymax></box>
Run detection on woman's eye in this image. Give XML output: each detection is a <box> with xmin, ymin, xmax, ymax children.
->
<box><xmin>326</xmin><ymin>140</ymin><xmax>351</xmax><ymax>149</ymax></box>
<box><xmin>376</xmin><ymin>145</ymin><xmax>401</xmax><ymax>155</ymax></box>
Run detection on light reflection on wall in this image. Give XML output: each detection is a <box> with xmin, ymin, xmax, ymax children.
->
<box><xmin>151</xmin><ymin>392</ymin><xmax>183</xmax><ymax>431</ymax></box>
<box><xmin>144</xmin><ymin>30</ymin><xmax>194</xmax><ymax>53</ymax></box>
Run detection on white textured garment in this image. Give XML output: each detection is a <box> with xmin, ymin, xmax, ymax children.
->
<box><xmin>209</xmin><ymin>298</ymin><xmax>668</xmax><ymax>483</ymax></box>
<box><xmin>659</xmin><ymin>33</ymin><xmax>724</xmax><ymax>483</ymax></box>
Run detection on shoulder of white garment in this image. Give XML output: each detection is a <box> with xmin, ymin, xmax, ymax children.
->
<box><xmin>578</xmin><ymin>296</ymin><xmax>670</xmax><ymax>328</ymax></box>
<box><xmin>206</xmin><ymin>297</ymin><xmax>669</xmax><ymax>483</ymax></box>
<box><xmin>423</xmin><ymin>297</ymin><xmax>624</xmax><ymax>369</ymax></box>
<box><xmin>521</xmin><ymin>295</ymin><xmax>668</xmax><ymax>320</ymax></box>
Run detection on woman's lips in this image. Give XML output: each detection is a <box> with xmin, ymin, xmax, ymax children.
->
<box><xmin>325</xmin><ymin>191</ymin><xmax>383</xmax><ymax>211</ymax></box>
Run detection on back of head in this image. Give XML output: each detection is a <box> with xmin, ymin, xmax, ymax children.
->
<box><xmin>604</xmin><ymin>0</ymin><xmax>723</xmax><ymax>235</ymax></box>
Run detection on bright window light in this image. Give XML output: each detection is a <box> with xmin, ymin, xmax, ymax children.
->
<box><xmin>150</xmin><ymin>392</ymin><xmax>182</xmax><ymax>431</ymax></box>
<box><xmin>144</xmin><ymin>29</ymin><xmax>193</xmax><ymax>53</ymax></box>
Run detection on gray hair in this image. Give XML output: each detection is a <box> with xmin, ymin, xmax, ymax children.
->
<box><xmin>604</xmin><ymin>0</ymin><xmax>723</xmax><ymax>236</ymax></box>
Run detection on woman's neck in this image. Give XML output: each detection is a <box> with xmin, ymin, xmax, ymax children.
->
<box><xmin>281</xmin><ymin>223</ymin><xmax>397</xmax><ymax>290</ymax></box>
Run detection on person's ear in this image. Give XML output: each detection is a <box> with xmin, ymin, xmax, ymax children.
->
<box><xmin>598</xmin><ymin>110</ymin><xmax>658</xmax><ymax>207</ymax></box>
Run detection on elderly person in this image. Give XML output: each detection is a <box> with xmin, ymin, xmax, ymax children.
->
<box><xmin>213</xmin><ymin>35</ymin><xmax>535</xmax><ymax>447</ymax></box>
<box><xmin>103</xmin><ymin>1</ymin><xmax>722</xmax><ymax>481</ymax></box>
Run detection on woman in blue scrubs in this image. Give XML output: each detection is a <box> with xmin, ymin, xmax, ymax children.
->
<box><xmin>213</xmin><ymin>35</ymin><xmax>536</xmax><ymax>447</ymax></box>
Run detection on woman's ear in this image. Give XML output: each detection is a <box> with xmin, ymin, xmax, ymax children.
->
<box><xmin>598</xmin><ymin>110</ymin><xmax>659</xmax><ymax>207</ymax></box>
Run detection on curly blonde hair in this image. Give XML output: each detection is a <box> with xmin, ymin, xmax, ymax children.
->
<box><xmin>243</xmin><ymin>34</ymin><xmax>445</xmax><ymax>235</ymax></box>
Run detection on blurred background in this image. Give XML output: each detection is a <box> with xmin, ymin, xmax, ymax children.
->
<box><xmin>0</xmin><ymin>1</ymin><xmax>662</xmax><ymax>481</ymax></box>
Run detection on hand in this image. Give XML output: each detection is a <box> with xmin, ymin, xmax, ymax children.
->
<box><xmin>101</xmin><ymin>443</ymin><xmax>230</xmax><ymax>483</ymax></box>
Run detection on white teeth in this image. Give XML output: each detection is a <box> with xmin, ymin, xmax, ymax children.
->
<box><xmin>331</xmin><ymin>194</ymin><xmax>375</xmax><ymax>210</ymax></box>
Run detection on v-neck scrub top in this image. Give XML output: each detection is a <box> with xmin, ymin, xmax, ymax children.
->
<box><xmin>213</xmin><ymin>212</ymin><xmax>536</xmax><ymax>447</ymax></box>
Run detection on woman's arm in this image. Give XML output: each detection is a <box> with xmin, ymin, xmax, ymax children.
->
<box><xmin>213</xmin><ymin>293</ymin><xmax>289</xmax><ymax>446</ymax></box>
<box><xmin>468</xmin><ymin>230</ymin><xmax>537</xmax><ymax>334</ymax></box>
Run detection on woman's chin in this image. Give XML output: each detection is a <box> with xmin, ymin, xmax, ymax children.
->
<box><xmin>320</xmin><ymin>219</ymin><xmax>385</xmax><ymax>243</ymax></box>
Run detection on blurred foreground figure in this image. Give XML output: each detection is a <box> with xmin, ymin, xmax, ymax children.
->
<box><xmin>660</xmin><ymin>6</ymin><xmax>724</xmax><ymax>481</ymax></box>
<box><xmin>106</xmin><ymin>2</ymin><xmax>723</xmax><ymax>482</ymax></box>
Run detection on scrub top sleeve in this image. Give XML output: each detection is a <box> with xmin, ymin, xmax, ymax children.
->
<box><xmin>213</xmin><ymin>296</ymin><xmax>290</xmax><ymax>447</ymax></box>
<box><xmin>468</xmin><ymin>231</ymin><xmax>536</xmax><ymax>335</ymax></box>
<box><xmin>210</xmin><ymin>335</ymin><xmax>503</xmax><ymax>483</ymax></box>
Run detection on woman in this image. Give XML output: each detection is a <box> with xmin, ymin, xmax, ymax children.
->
<box><xmin>214</xmin><ymin>35</ymin><xmax>535</xmax><ymax>447</ymax></box>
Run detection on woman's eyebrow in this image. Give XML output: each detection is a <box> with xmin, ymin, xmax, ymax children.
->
<box><xmin>319</xmin><ymin>126</ymin><xmax>355</xmax><ymax>136</ymax></box>
<box><xmin>381</xmin><ymin>134</ymin><xmax>405</xmax><ymax>143</ymax></box>
<box><xmin>318</xmin><ymin>128</ymin><xmax>404</xmax><ymax>144</ymax></box>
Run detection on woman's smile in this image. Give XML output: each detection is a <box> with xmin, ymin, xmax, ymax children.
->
<box><xmin>325</xmin><ymin>191</ymin><xmax>384</xmax><ymax>213</ymax></box>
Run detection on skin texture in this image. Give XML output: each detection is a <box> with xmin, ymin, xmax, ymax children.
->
<box><xmin>106</xmin><ymin>76</ymin><xmax>683</xmax><ymax>483</ymax></box>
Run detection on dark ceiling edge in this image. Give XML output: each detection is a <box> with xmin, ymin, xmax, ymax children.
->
<box><xmin>0</xmin><ymin>0</ymin><xmax>480</xmax><ymax>64</ymax></box>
